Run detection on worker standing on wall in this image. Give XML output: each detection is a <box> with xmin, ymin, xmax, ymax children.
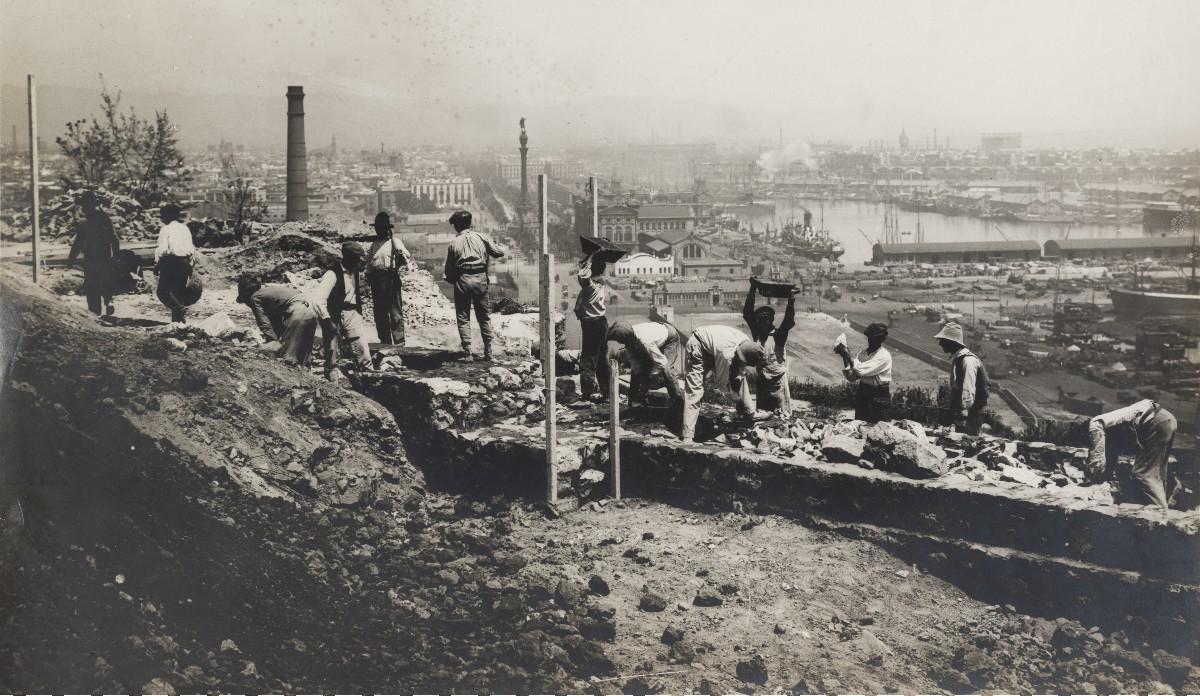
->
<box><xmin>933</xmin><ymin>321</ymin><xmax>990</xmax><ymax>434</ymax></box>
<box><xmin>743</xmin><ymin>278</ymin><xmax>797</xmax><ymax>416</ymax></box>
<box><xmin>835</xmin><ymin>322</ymin><xmax>893</xmax><ymax>423</ymax></box>
<box><xmin>575</xmin><ymin>262</ymin><xmax>609</xmax><ymax>401</ymax></box>
<box><xmin>364</xmin><ymin>211</ymin><xmax>412</xmax><ymax>346</ymax></box>
<box><xmin>443</xmin><ymin>210</ymin><xmax>505</xmax><ymax>362</ymax></box>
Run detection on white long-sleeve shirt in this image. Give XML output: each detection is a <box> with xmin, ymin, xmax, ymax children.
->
<box><xmin>1087</xmin><ymin>399</ymin><xmax>1158</xmax><ymax>475</ymax></box>
<box><xmin>843</xmin><ymin>347</ymin><xmax>892</xmax><ymax>386</ymax></box>
<box><xmin>154</xmin><ymin>220</ymin><xmax>194</xmax><ymax>262</ymax></box>
<box><xmin>367</xmin><ymin>234</ymin><xmax>412</xmax><ymax>273</ymax></box>
<box><xmin>632</xmin><ymin>321</ymin><xmax>672</xmax><ymax>373</ymax></box>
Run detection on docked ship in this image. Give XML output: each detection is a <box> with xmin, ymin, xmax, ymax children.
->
<box><xmin>1110</xmin><ymin>286</ymin><xmax>1200</xmax><ymax>319</ymax></box>
<box><xmin>767</xmin><ymin>211</ymin><xmax>845</xmax><ymax>262</ymax></box>
<box><xmin>1110</xmin><ymin>214</ymin><xmax>1200</xmax><ymax>319</ymax></box>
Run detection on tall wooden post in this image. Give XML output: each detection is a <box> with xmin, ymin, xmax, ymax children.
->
<box><xmin>590</xmin><ymin>175</ymin><xmax>599</xmax><ymax>238</ymax></box>
<box><xmin>539</xmin><ymin>174</ymin><xmax>557</xmax><ymax>504</ymax></box>
<box><xmin>27</xmin><ymin>75</ymin><xmax>40</xmax><ymax>283</ymax></box>
<box><xmin>609</xmin><ymin>358</ymin><xmax>621</xmax><ymax>499</ymax></box>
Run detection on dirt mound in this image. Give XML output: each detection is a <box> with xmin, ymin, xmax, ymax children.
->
<box><xmin>215</xmin><ymin>231</ymin><xmax>332</xmax><ymax>283</ymax></box>
<box><xmin>0</xmin><ymin>269</ymin><xmax>616</xmax><ymax>692</ymax></box>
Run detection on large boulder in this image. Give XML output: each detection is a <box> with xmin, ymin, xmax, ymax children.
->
<box><xmin>820</xmin><ymin>434</ymin><xmax>866</xmax><ymax>464</ymax></box>
<box><xmin>861</xmin><ymin>422</ymin><xmax>948</xmax><ymax>479</ymax></box>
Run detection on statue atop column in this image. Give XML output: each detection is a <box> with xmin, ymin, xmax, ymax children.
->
<box><xmin>517</xmin><ymin>117</ymin><xmax>530</xmax><ymax>237</ymax></box>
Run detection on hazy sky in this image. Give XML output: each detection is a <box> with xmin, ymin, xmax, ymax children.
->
<box><xmin>3</xmin><ymin>0</ymin><xmax>1199</xmax><ymax>148</ymax></box>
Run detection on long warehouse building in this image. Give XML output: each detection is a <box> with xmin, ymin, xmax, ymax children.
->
<box><xmin>872</xmin><ymin>240</ymin><xmax>1042</xmax><ymax>265</ymax></box>
<box><xmin>1044</xmin><ymin>237</ymin><xmax>1195</xmax><ymax>261</ymax></box>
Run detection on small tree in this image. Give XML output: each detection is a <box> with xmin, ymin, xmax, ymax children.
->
<box><xmin>56</xmin><ymin>77</ymin><xmax>190</xmax><ymax>207</ymax></box>
<box><xmin>220</xmin><ymin>154</ymin><xmax>267</xmax><ymax>241</ymax></box>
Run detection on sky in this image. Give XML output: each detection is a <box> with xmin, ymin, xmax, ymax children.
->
<box><xmin>2</xmin><ymin>0</ymin><xmax>1199</xmax><ymax>149</ymax></box>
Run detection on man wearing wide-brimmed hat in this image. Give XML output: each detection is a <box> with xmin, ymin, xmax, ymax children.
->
<box><xmin>835</xmin><ymin>321</ymin><xmax>892</xmax><ymax>423</ymax></box>
<box><xmin>364</xmin><ymin>211</ymin><xmax>412</xmax><ymax>345</ymax></box>
<box><xmin>934</xmin><ymin>321</ymin><xmax>989</xmax><ymax>434</ymax></box>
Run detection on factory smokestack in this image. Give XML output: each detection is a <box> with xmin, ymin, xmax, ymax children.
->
<box><xmin>286</xmin><ymin>86</ymin><xmax>308</xmax><ymax>222</ymax></box>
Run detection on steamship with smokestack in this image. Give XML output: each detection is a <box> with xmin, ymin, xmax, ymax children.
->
<box><xmin>760</xmin><ymin>210</ymin><xmax>845</xmax><ymax>262</ymax></box>
<box><xmin>1109</xmin><ymin>205</ymin><xmax>1200</xmax><ymax>319</ymax></box>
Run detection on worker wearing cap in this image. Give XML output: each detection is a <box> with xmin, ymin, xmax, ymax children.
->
<box><xmin>575</xmin><ymin>263</ymin><xmax>610</xmax><ymax>400</ymax></box>
<box><xmin>153</xmin><ymin>203</ymin><xmax>195</xmax><ymax>324</ymax></box>
<box><xmin>236</xmin><ymin>274</ymin><xmax>324</xmax><ymax>367</ymax></box>
<box><xmin>68</xmin><ymin>190</ymin><xmax>120</xmax><ymax>316</ymax></box>
<box><xmin>835</xmin><ymin>322</ymin><xmax>893</xmax><ymax>423</ymax></box>
<box><xmin>443</xmin><ymin>210</ymin><xmax>505</xmax><ymax>361</ymax></box>
<box><xmin>1073</xmin><ymin>399</ymin><xmax>1177</xmax><ymax>509</ymax></box>
<box><xmin>934</xmin><ymin>321</ymin><xmax>985</xmax><ymax>434</ymax></box>
<box><xmin>310</xmin><ymin>242</ymin><xmax>374</xmax><ymax>376</ymax></box>
<box><xmin>681</xmin><ymin>325</ymin><xmax>766</xmax><ymax>442</ymax></box>
<box><xmin>365</xmin><ymin>211</ymin><xmax>412</xmax><ymax>346</ymax></box>
<box><xmin>607</xmin><ymin>320</ymin><xmax>684</xmax><ymax>404</ymax></box>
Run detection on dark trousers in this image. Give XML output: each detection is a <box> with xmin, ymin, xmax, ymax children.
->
<box><xmin>453</xmin><ymin>273</ymin><xmax>492</xmax><ymax>352</ymax></box>
<box><xmin>853</xmin><ymin>383</ymin><xmax>891</xmax><ymax>423</ymax></box>
<box><xmin>156</xmin><ymin>255</ymin><xmax>190</xmax><ymax>322</ymax></box>
<box><xmin>579</xmin><ymin>315</ymin><xmax>610</xmax><ymax>397</ymax></box>
<box><xmin>367</xmin><ymin>270</ymin><xmax>405</xmax><ymax>345</ymax></box>
<box><xmin>83</xmin><ymin>261</ymin><xmax>114</xmax><ymax>315</ymax></box>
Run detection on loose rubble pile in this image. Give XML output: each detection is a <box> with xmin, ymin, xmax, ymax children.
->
<box><xmin>695</xmin><ymin>413</ymin><xmax>1115</xmax><ymax>503</ymax></box>
<box><xmin>2</xmin><ymin>188</ymin><xmax>160</xmax><ymax>242</ymax></box>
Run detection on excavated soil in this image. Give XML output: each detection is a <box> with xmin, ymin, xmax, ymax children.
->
<box><xmin>3</xmin><ymin>226</ymin><xmax>1199</xmax><ymax>693</ymax></box>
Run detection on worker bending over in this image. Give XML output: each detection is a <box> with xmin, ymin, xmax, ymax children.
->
<box><xmin>1075</xmin><ymin>399</ymin><xmax>1177</xmax><ymax>509</ymax></box>
<box><xmin>236</xmin><ymin>274</ymin><xmax>325</xmax><ymax>367</ymax></box>
<box><xmin>835</xmin><ymin>322</ymin><xmax>893</xmax><ymax>423</ymax></box>
<box><xmin>681</xmin><ymin>325</ymin><xmax>766</xmax><ymax>442</ymax></box>
<box><xmin>607</xmin><ymin>320</ymin><xmax>685</xmax><ymax>404</ymax></box>
<box><xmin>934</xmin><ymin>321</ymin><xmax>990</xmax><ymax>434</ymax></box>
<box><xmin>311</xmin><ymin>242</ymin><xmax>374</xmax><ymax>377</ymax></box>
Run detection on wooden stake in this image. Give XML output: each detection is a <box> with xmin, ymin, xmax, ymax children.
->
<box><xmin>609</xmin><ymin>357</ymin><xmax>621</xmax><ymax>499</ymax></box>
<box><xmin>27</xmin><ymin>74</ymin><xmax>40</xmax><ymax>283</ymax></box>
<box><xmin>539</xmin><ymin>174</ymin><xmax>557</xmax><ymax>504</ymax></box>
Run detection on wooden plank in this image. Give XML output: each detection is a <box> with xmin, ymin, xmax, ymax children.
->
<box><xmin>609</xmin><ymin>357</ymin><xmax>621</xmax><ymax>500</ymax></box>
<box><xmin>28</xmin><ymin>74</ymin><xmax>40</xmax><ymax>283</ymax></box>
<box><xmin>539</xmin><ymin>174</ymin><xmax>557</xmax><ymax>504</ymax></box>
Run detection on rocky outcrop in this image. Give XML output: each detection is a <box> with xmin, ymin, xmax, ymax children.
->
<box><xmin>861</xmin><ymin>421</ymin><xmax>948</xmax><ymax>479</ymax></box>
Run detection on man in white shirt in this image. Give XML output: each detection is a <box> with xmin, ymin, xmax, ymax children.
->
<box><xmin>607</xmin><ymin>320</ymin><xmax>684</xmax><ymax>404</ymax></box>
<box><xmin>681</xmin><ymin>325</ymin><xmax>766</xmax><ymax>442</ymax></box>
<box><xmin>835</xmin><ymin>322</ymin><xmax>893</xmax><ymax>423</ymax></box>
<box><xmin>153</xmin><ymin>203</ymin><xmax>195</xmax><ymax>323</ymax></box>
<box><xmin>310</xmin><ymin>242</ymin><xmax>374</xmax><ymax>377</ymax></box>
<box><xmin>1074</xmin><ymin>399</ymin><xmax>1177</xmax><ymax>509</ymax></box>
<box><xmin>364</xmin><ymin>211</ymin><xmax>412</xmax><ymax>346</ymax></box>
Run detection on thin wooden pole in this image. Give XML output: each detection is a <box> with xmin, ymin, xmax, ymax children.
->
<box><xmin>609</xmin><ymin>357</ymin><xmax>621</xmax><ymax>499</ymax></box>
<box><xmin>27</xmin><ymin>74</ymin><xmax>40</xmax><ymax>283</ymax></box>
<box><xmin>539</xmin><ymin>174</ymin><xmax>557</xmax><ymax>504</ymax></box>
